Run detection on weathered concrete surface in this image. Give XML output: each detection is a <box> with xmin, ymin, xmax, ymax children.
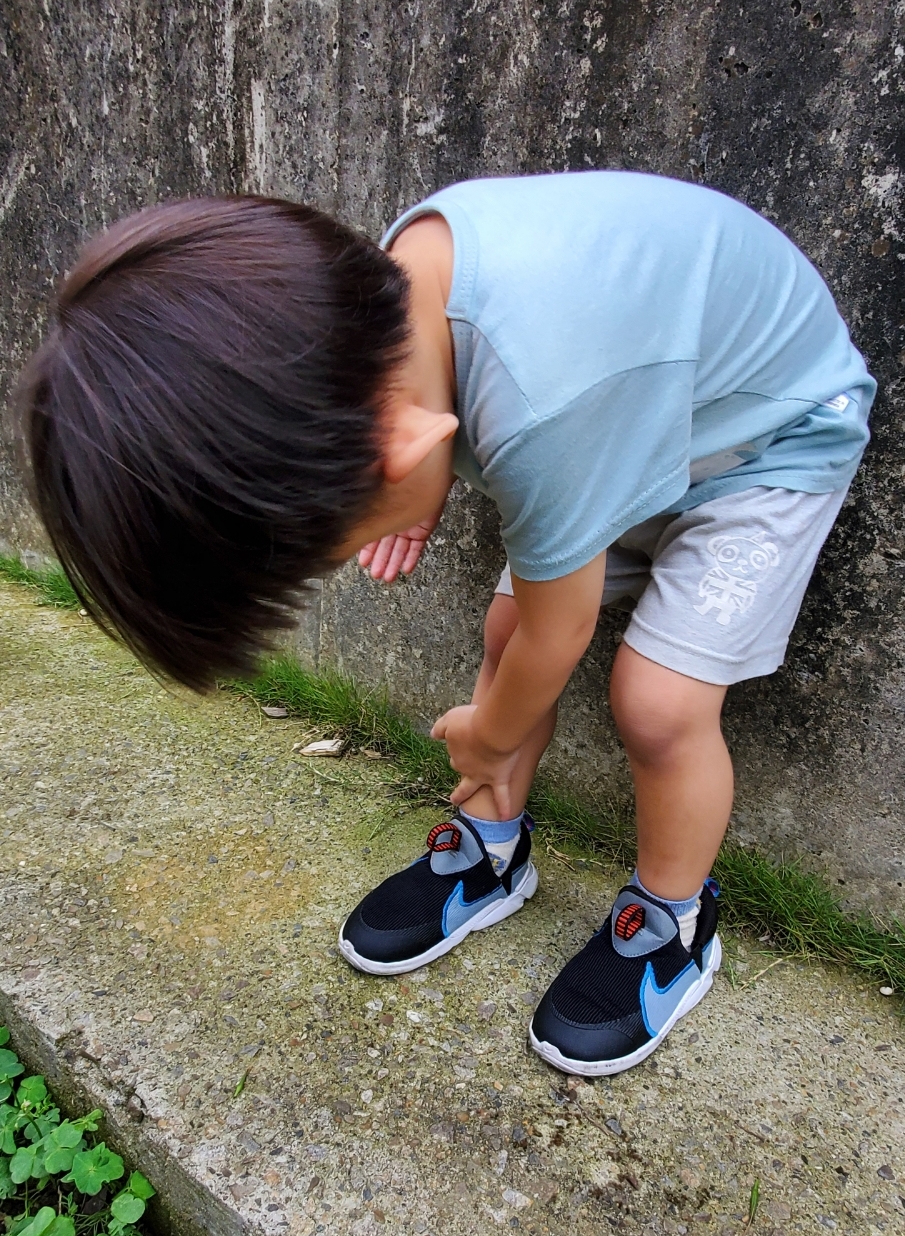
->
<box><xmin>1</xmin><ymin>586</ymin><xmax>904</xmax><ymax>1236</ymax></box>
<box><xmin>1</xmin><ymin>3</ymin><xmax>904</xmax><ymax>914</ymax></box>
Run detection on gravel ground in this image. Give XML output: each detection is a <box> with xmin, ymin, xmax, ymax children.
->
<box><xmin>0</xmin><ymin>584</ymin><xmax>902</xmax><ymax>1236</ymax></box>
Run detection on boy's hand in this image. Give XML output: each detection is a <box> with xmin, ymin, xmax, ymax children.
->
<box><xmin>358</xmin><ymin>518</ymin><xmax>438</xmax><ymax>583</ymax></box>
<box><xmin>431</xmin><ymin>704</ymin><xmax>520</xmax><ymax>819</ymax></box>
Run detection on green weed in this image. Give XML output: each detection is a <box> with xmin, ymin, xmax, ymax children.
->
<box><xmin>0</xmin><ymin>1029</ymin><xmax>155</xmax><ymax>1236</ymax></box>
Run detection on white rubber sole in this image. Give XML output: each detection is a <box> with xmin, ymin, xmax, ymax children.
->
<box><xmin>338</xmin><ymin>861</ymin><xmax>539</xmax><ymax>976</ymax></box>
<box><xmin>529</xmin><ymin>934</ymin><xmax>722</xmax><ymax>1077</ymax></box>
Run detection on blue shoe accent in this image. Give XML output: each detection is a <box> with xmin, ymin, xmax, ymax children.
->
<box><xmin>639</xmin><ymin>958</ymin><xmax>701</xmax><ymax>1037</ymax></box>
<box><xmin>442</xmin><ymin>881</ymin><xmax>507</xmax><ymax>936</ymax></box>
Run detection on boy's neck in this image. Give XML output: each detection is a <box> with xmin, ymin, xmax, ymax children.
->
<box><xmin>386</xmin><ymin>213</ymin><xmax>457</xmax><ymax>417</ymax></box>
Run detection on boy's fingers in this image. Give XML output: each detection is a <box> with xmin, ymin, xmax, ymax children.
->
<box><xmin>401</xmin><ymin>539</ymin><xmax>424</xmax><ymax>576</ymax></box>
<box><xmin>383</xmin><ymin>536</ymin><xmax>410</xmax><ymax>583</ymax></box>
<box><xmin>368</xmin><ymin>536</ymin><xmax>397</xmax><ymax>579</ymax></box>
<box><xmin>491</xmin><ymin>782</ymin><xmax>513</xmax><ymax>820</ymax></box>
<box><xmin>358</xmin><ymin>542</ymin><xmax>379</xmax><ymax>569</ymax></box>
<box><xmin>430</xmin><ymin>716</ymin><xmax>447</xmax><ymax>739</ymax></box>
<box><xmin>450</xmin><ymin>777</ymin><xmax>483</xmax><ymax>805</ymax></box>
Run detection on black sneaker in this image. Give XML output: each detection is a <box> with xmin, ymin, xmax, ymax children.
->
<box><xmin>529</xmin><ymin>881</ymin><xmax>721</xmax><ymax>1076</ymax></box>
<box><xmin>338</xmin><ymin>811</ymin><xmax>538</xmax><ymax>975</ymax></box>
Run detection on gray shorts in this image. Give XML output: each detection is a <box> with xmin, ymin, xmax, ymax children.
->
<box><xmin>494</xmin><ymin>486</ymin><xmax>849</xmax><ymax>685</ymax></box>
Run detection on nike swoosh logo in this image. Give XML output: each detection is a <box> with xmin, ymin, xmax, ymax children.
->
<box><xmin>640</xmin><ymin>959</ymin><xmax>701</xmax><ymax>1036</ymax></box>
<box><xmin>442</xmin><ymin>882</ymin><xmax>505</xmax><ymax>936</ymax></box>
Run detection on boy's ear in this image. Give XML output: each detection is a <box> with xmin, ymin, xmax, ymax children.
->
<box><xmin>380</xmin><ymin>401</ymin><xmax>458</xmax><ymax>484</ymax></box>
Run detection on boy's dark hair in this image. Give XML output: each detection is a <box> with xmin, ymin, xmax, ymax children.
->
<box><xmin>18</xmin><ymin>196</ymin><xmax>410</xmax><ymax>691</ymax></box>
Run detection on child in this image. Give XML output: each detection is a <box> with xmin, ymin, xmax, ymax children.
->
<box><xmin>20</xmin><ymin>172</ymin><xmax>874</xmax><ymax>1077</ymax></box>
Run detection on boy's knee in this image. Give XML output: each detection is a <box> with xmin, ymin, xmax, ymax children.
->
<box><xmin>610</xmin><ymin>647</ymin><xmax>725</xmax><ymax>765</ymax></box>
<box><xmin>483</xmin><ymin>593</ymin><xmax>519</xmax><ymax>668</ymax></box>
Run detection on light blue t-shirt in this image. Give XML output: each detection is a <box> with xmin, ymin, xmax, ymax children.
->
<box><xmin>382</xmin><ymin>172</ymin><xmax>875</xmax><ymax>582</ymax></box>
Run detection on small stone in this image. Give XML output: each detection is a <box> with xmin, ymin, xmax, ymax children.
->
<box><xmin>478</xmin><ymin>1001</ymin><xmax>496</xmax><ymax>1019</ymax></box>
<box><xmin>103</xmin><ymin>849</ymin><xmax>124</xmax><ymax>864</ymax></box>
<box><xmin>132</xmin><ymin>1010</ymin><xmax>154</xmax><ymax>1023</ymax></box>
<box><xmin>299</xmin><ymin>738</ymin><xmax>345</xmax><ymax>757</ymax></box>
<box><xmin>502</xmin><ymin>1188</ymin><xmax>531</xmax><ymax>1210</ymax></box>
<box><xmin>529</xmin><ymin>1180</ymin><xmax>558</xmax><ymax>1205</ymax></box>
<box><xmin>510</xmin><ymin>1124</ymin><xmax>528</xmax><ymax>1147</ymax></box>
<box><xmin>877</xmin><ymin>1164</ymin><xmax>895</xmax><ymax>1181</ymax></box>
<box><xmin>762</xmin><ymin>1201</ymin><xmax>792</xmax><ymax>1222</ymax></box>
<box><xmin>262</xmin><ymin>706</ymin><xmax>288</xmax><ymax>718</ymax></box>
<box><xmin>605</xmin><ymin>1117</ymin><xmax>623</xmax><ymax>1137</ymax></box>
<box><xmin>360</xmin><ymin>1089</ymin><xmax>373</xmax><ymax>1104</ymax></box>
<box><xmin>879</xmin><ymin>986</ymin><xmax>894</xmax><ymax>997</ymax></box>
<box><xmin>406</xmin><ymin>1010</ymin><xmax>421</xmax><ymax>1023</ymax></box>
<box><xmin>378</xmin><ymin>1013</ymin><xmax>394</xmax><ymax>1026</ymax></box>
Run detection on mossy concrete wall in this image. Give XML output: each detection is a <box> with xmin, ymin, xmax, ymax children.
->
<box><xmin>1</xmin><ymin>2</ymin><xmax>903</xmax><ymax>913</ymax></box>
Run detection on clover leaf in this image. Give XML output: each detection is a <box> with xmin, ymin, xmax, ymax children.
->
<box><xmin>67</xmin><ymin>1144</ymin><xmax>124</xmax><ymax>1195</ymax></box>
<box><xmin>0</xmin><ymin>1028</ymin><xmax>9</xmax><ymax>1046</ymax></box>
<box><xmin>0</xmin><ymin>1154</ymin><xmax>15</xmax><ymax>1200</ymax></box>
<box><xmin>10</xmin><ymin>1143</ymin><xmax>42</xmax><ymax>1183</ymax></box>
<box><xmin>42</xmin><ymin>1121</ymin><xmax>85</xmax><ymax>1174</ymax></box>
<box><xmin>127</xmin><ymin>1171</ymin><xmax>155</xmax><ymax>1200</ymax></box>
<box><xmin>0</xmin><ymin>1047</ymin><xmax>24</xmax><ymax>1101</ymax></box>
<box><xmin>111</xmin><ymin>1193</ymin><xmax>146</xmax><ymax>1224</ymax></box>
<box><xmin>17</xmin><ymin>1075</ymin><xmax>49</xmax><ymax>1108</ymax></box>
<box><xmin>14</xmin><ymin>1209</ymin><xmax>75</xmax><ymax>1236</ymax></box>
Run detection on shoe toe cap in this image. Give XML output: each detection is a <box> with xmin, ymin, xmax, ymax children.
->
<box><xmin>340</xmin><ymin>903</ymin><xmax>442</xmax><ymax>965</ymax></box>
<box><xmin>530</xmin><ymin>990</ymin><xmax>648</xmax><ymax>1065</ymax></box>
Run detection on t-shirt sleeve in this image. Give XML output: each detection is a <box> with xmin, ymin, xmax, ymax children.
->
<box><xmin>482</xmin><ymin>363</ymin><xmax>697</xmax><ymax>581</ymax></box>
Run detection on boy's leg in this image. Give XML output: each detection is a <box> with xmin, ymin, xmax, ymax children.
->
<box><xmin>609</xmin><ymin>643</ymin><xmax>731</xmax><ymax>900</ymax></box>
<box><xmin>530</xmin><ymin>486</ymin><xmax>850</xmax><ymax>1075</ymax></box>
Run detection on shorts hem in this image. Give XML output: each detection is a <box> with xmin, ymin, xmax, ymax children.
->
<box><xmin>622</xmin><ymin>621</ymin><xmax>787</xmax><ymax>686</ymax></box>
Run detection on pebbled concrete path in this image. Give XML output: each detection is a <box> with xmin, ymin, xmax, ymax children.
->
<box><xmin>0</xmin><ymin>585</ymin><xmax>902</xmax><ymax>1236</ymax></box>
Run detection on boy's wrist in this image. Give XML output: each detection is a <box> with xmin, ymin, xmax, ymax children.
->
<box><xmin>471</xmin><ymin>706</ymin><xmax>521</xmax><ymax>758</ymax></box>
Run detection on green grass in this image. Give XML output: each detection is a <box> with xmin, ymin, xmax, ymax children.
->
<box><xmin>0</xmin><ymin>553</ymin><xmax>80</xmax><ymax>609</ymax></box>
<box><xmin>236</xmin><ymin>653</ymin><xmax>905</xmax><ymax>999</ymax></box>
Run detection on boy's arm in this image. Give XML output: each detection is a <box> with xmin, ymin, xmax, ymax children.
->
<box><xmin>431</xmin><ymin>551</ymin><xmax>606</xmax><ymax>815</ymax></box>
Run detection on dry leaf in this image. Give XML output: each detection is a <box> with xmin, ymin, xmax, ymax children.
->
<box><xmin>262</xmin><ymin>705</ymin><xmax>289</xmax><ymax>718</ymax></box>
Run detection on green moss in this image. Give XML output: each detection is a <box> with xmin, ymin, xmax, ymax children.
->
<box><xmin>235</xmin><ymin>654</ymin><xmax>905</xmax><ymax>999</ymax></box>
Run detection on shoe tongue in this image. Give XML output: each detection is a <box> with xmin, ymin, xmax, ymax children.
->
<box><xmin>610</xmin><ymin>886</ymin><xmax>679</xmax><ymax>958</ymax></box>
<box><xmin>428</xmin><ymin>815</ymin><xmax>486</xmax><ymax>874</ymax></box>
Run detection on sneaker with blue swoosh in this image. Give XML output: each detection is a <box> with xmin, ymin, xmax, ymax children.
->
<box><xmin>529</xmin><ymin>881</ymin><xmax>721</xmax><ymax>1076</ymax></box>
<box><xmin>338</xmin><ymin>812</ymin><xmax>538</xmax><ymax>975</ymax></box>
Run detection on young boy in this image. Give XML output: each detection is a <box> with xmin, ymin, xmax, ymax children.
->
<box><xmin>20</xmin><ymin>172</ymin><xmax>874</xmax><ymax>1077</ymax></box>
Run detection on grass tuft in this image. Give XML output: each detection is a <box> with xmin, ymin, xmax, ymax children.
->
<box><xmin>237</xmin><ymin>654</ymin><xmax>905</xmax><ymax>1000</ymax></box>
<box><xmin>0</xmin><ymin>553</ymin><xmax>80</xmax><ymax>610</ymax></box>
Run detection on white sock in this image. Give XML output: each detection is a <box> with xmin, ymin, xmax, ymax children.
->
<box><xmin>676</xmin><ymin>901</ymin><xmax>702</xmax><ymax>950</ymax></box>
<box><xmin>458</xmin><ymin>810</ymin><xmax>523</xmax><ymax>876</ymax></box>
<box><xmin>631</xmin><ymin>870</ymin><xmax>703</xmax><ymax>950</ymax></box>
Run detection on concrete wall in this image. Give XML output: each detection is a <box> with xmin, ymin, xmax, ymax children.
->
<box><xmin>1</xmin><ymin>1</ymin><xmax>903</xmax><ymax>914</ymax></box>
